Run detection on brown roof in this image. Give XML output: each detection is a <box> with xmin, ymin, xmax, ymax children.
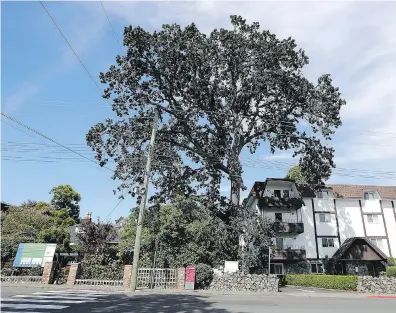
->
<box><xmin>327</xmin><ymin>184</ymin><xmax>396</xmax><ymax>200</ymax></box>
<box><xmin>248</xmin><ymin>181</ymin><xmax>396</xmax><ymax>200</ymax></box>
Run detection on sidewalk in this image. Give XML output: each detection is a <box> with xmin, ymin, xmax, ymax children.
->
<box><xmin>1</xmin><ymin>282</ymin><xmax>394</xmax><ymax>298</ymax></box>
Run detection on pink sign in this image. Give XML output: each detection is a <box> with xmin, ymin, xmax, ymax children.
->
<box><xmin>185</xmin><ymin>266</ymin><xmax>196</xmax><ymax>283</ymax></box>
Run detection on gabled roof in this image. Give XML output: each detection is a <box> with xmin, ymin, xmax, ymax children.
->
<box><xmin>330</xmin><ymin>237</ymin><xmax>394</xmax><ymax>265</ymax></box>
<box><xmin>247</xmin><ymin>180</ymin><xmax>396</xmax><ymax>200</ymax></box>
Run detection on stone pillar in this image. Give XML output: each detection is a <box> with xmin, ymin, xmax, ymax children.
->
<box><xmin>41</xmin><ymin>262</ymin><xmax>54</xmax><ymax>284</ymax></box>
<box><xmin>123</xmin><ymin>265</ymin><xmax>133</xmax><ymax>288</ymax></box>
<box><xmin>177</xmin><ymin>267</ymin><xmax>186</xmax><ymax>290</ymax></box>
<box><xmin>67</xmin><ymin>262</ymin><xmax>80</xmax><ymax>285</ymax></box>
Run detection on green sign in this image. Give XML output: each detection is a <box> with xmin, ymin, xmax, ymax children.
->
<box><xmin>13</xmin><ymin>243</ymin><xmax>57</xmax><ymax>268</ymax></box>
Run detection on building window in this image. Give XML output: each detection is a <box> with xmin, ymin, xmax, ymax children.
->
<box><xmin>270</xmin><ymin>263</ymin><xmax>284</xmax><ymax>274</ymax></box>
<box><xmin>283</xmin><ymin>190</ymin><xmax>290</xmax><ymax>198</ymax></box>
<box><xmin>364</xmin><ymin>192</ymin><xmax>377</xmax><ymax>200</ymax></box>
<box><xmin>311</xmin><ymin>262</ymin><xmax>324</xmax><ymax>274</ymax></box>
<box><xmin>367</xmin><ymin>214</ymin><xmax>379</xmax><ymax>224</ymax></box>
<box><xmin>371</xmin><ymin>239</ymin><xmax>384</xmax><ymax>250</ymax></box>
<box><xmin>275</xmin><ymin>213</ymin><xmax>282</xmax><ymax>222</ymax></box>
<box><xmin>322</xmin><ymin>238</ymin><xmax>335</xmax><ymax>248</ymax></box>
<box><xmin>274</xmin><ymin>190</ymin><xmax>281</xmax><ymax>198</ymax></box>
<box><xmin>319</xmin><ymin>213</ymin><xmax>331</xmax><ymax>223</ymax></box>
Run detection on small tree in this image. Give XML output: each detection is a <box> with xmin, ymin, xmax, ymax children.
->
<box><xmin>77</xmin><ymin>219</ymin><xmax>117</xmax><ymax>264</ymax></box>
<box><xmin>50</xmin><ymin>185</ymin><xmax>81</xmax><ymax>221</ymax></box>
<box><xmin>285</xmin><ymin>165</ymin><xmax>308</xmax><ymax>184</ymax></box>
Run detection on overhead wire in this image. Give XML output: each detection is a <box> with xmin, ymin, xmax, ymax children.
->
<box><xmin>100</xmin><ymin>1</ymin><xmax>124</xmax><ymax>55</ymax></box>
<box><xmin>1</xmin><ymin>112</ymin><xmax>114</xmax><ymax>172</ymax></box>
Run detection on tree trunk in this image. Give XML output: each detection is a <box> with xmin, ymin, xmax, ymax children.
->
<box><xmin>230</xmin><ymin>179</ymin><xmax>241</xmax><ymax>206</ymax></box>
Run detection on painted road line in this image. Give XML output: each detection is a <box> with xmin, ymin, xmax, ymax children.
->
<box><xmin>297</xmin><ymin>289</ymin><xmax>315</xmax><ymax>293</ymax></box>
<box><xmin>2</xmin><ymin>298</ymin><xmax>87</xmax><ymax>304</ymax></box>
<box><xmin>1</xmin><ymin>304</ymin><xmax>68</xmax><ymax>310</ymax></box>
<box><xmin>14</xmin><ymin>294</ymin><xmax>98</xmax><ymax>300</ymax></box>
<box><xmin>43</xmin><ymin>290</ymin><xmax>110</xmax><ymax>295</ymax></box>
<box><xmin>1</xmin><ymin>311</ymin><xmax>48</xmax><ymax>313</ymax></box>
<box><xmin>33</xmin><ymin>291</ymin><xmax>108</xmax><ymax>297</ymax></box>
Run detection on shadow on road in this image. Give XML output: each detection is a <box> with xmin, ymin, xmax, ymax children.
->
<box><xmin>85</xmin><ymin>293</ymin><xmax>245</xmax><ymax>313</ymax></box>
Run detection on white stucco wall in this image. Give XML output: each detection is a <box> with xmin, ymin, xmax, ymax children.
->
<box><xmin>296</xmin><ymin>200</ymin><xmax>317</xmax><ymax>259</ymax></box>
<box><xmin>382</xmin><ymin>200</ymin><xmax>396</xmax><ymax>257</ymax></box>
<box><xmin>336</xmin><ymin>199</ymin><xmax>365</xmax><ymax>243</ymax></box>
<box><xmin>364</xmin><ymin>214</ymin><xmax>386</xmax><ymax>237</ymax></box>
<box><xmin>361</xmin><ymin>199</ymin><xmax>382</xmax><ymax>213</ymax></box>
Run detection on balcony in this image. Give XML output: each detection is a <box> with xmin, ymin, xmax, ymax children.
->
<box><xmin>271</xmin><ymin>245</ymin><xmax>306</xmax><ymax>261</ymax></box>
<box><xmin>271</xmin><ymin>219</ymin><xmax>304</xmax><ymax>234</ymax></box>
<box><xmin>258</xmin><ymin>195</ymin><xmax>304</xmax><ymax>211</ymax></box>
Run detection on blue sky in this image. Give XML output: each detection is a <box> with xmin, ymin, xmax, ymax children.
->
<box><xmin>2</xmin><ymin>1</ymin><xmax>396</xmax><ymax>221</ymax></box>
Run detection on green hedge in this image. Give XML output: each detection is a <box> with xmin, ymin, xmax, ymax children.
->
<box><xmin>386</xmin><ymin>266</ymin><xmax>396</xmax><ymax>277</ymax></box>
<box><xmin>195</xmin><ymin>263</ymin><xmax>214</xmax><ymax>289</ymax></box>
<box><xmin>286</xmin><ymin>274</ymin><xmax>358</xmax><ymax>291</ymax></box>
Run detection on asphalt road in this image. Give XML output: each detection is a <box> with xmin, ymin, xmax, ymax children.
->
<box><xmin>1</xmin><ymin>285</ymin><xmax>395</xmax><ymax>313</ymax></box>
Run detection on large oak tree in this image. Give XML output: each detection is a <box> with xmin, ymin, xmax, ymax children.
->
<box><xmin>87</xmin><ymin>15</ymin><xmax>345</xmax><ymax>205</ymax></box>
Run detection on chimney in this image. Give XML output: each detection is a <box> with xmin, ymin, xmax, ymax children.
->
<box><xmin>83</xmin><ymin>212</ymin><xmax>92</xmax><ymax>224</ymax></box>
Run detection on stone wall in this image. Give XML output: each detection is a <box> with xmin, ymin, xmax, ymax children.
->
<box><xmin>357</xmin><ymin>276</ymin><xmax>396</xmax><ymax>294</ymax></box>
<box><xmin>345</xmin><ymin>261</ymin><xmax>385</xmax><ymax>276</ymax></box>
<box><xmin>209</xmin><ymin>272</ymin><xmax>279</xmax><ymax>292</ymax></box>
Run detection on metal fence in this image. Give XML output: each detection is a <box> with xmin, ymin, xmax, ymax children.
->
<box><xmin>1</xmin><ymin>276</ymin><xmax>42</xmax><ymax>283</ymax></box>
<box><xmin>137</xmin><ymin>268</ymin><xmax>177</xmax><ymax>289</ymax></box>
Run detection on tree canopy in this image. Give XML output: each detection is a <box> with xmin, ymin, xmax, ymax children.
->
<box><xmin>87</xmin><ymin>15</ymin><xmax>345</xmax><ymax>205</ymax></box>
<box><xmin>50</xmin><ymin>184</ymin><xmax>81</xmax><ymax>221</ymax></box>
<box><xmin>285</xmin><ymin>164</ymin><xmax>308</xmax><ymax>184</ymax></box>
<box><xmin>119</xmin><ymin>196</ymin><xmax>273</xmax><ymax>272</ymax></box>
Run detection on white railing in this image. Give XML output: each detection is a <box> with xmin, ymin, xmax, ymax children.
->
<box><xmin>1</xmin><ymin>276</ymin><xmax>42</xmax><ymax>283</ymax></box>
<box><xmin>274</xmin><ymin>245</ymin><xmax>305</xmax><ymax>250</ymax></box>
<box><xmin>75</xmin><ymin>279</ymin><xmax>123</xmax><ymax>287</ymax></box>
<box><xmin>270</xmin><ymin>218</ymin><xmax>300</xmax><ymax>223</ymax></box>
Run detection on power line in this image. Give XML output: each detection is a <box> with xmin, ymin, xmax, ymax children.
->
<box><xmin>103</xmin><ymin>194</ymin><xmax>127</xmax><ymax>221</ymax></box>
<box><xmin>1</xmin><ymin>119</ymin><xmax>37</xmax><ymax>138</ymax></box>
<box><xmin>39</xmin><ymin>1</ymin><xmax>103</xmax><ymax>93</ymax></box>
<box><xmin>100</xmin><ymin>1</ymin><xmax>124</xmax><ymax>55</ymax></box>
<box><xmin>1</xmin><ymin>112</ymin><xmax>114</xmax><ymax>172</ymax></box>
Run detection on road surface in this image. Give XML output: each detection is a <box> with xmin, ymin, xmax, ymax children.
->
<box><xmin>1</xmin><ymin>285</ymin><xmax>395</xmax><ymax>313</ymax></box>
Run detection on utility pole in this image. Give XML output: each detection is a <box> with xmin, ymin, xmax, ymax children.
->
<box><xmin>130</xmin><ymin>109</ymin><xmax>159</xmax><ymax>291</ymax></box>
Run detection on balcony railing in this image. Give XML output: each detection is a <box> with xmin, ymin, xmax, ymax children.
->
<box><xmin>271</xmin><ymin>219</ymin><xmax>304</xmax><ymax>234</ymax></box>
<box><xmin>274</xmin><ymin>245</ymin><xmax>305</xmax><ymax>250</ymax></box>
<box><xmin>269</xmin><ymin>218</ymin><xmax>300</xmax><ymax>223</ymax></box>
<box><xmin>258</xmin><ymin>196</ymin><xmax>304</xmax><ymax>210</ymax></box>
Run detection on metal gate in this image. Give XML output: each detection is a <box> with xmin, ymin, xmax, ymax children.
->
<box><xmin>137</xmin><ymin>268</ymin><xmax>177</xmax><ymax>289</ymax></box>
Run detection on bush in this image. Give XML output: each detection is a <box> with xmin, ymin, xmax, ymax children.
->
<box><xmin>195</xmin><ymin>263</ymin><xmax>214</xmax><ymax>289</ymax></box>
<box><xmin>286</xmin><ymin>274</ymin><xmax>358</xmax><ymax>291</ymax></box>
<box><xmin>386</xmin><ymin>266</ymin><xmax>396</xmax><ymax>277</ymax></box>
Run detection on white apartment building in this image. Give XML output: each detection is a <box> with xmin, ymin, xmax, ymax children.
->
<box><xmin>245</xmin><ymin>179</ymin><xmax>396</xmax><ymax>276</ymax></box>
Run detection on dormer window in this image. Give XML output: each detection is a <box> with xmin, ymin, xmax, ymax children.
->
<box><xmin>316</xmin><ymin>189</ymin><xmax>334</xmax><ymax>199</ymax></box>
<box><xmin>364</xmin><ymin>191</ymin><xmax>379</xmax><ymax>200</ymax></box>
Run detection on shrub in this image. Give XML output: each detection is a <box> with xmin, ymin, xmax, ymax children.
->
<box><xmin>195</xmin><ymin>263</ymin><xmax>214</xmax><ymax>289</ymax></box>
<box><xmin>286</xmin><ymin>274</ymin><xmax>358</xmax><ymax>291</ymax></box>
<box><xmin>386</xmin><ymin>266</ymin><xmax>396</xmax><ymax>277</ymax></box>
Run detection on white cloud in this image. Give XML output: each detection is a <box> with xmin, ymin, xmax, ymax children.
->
<box><xmin>3</xmin><ymin>84</ymin><xmax>40</xmax><ymax>113</ymax></box>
